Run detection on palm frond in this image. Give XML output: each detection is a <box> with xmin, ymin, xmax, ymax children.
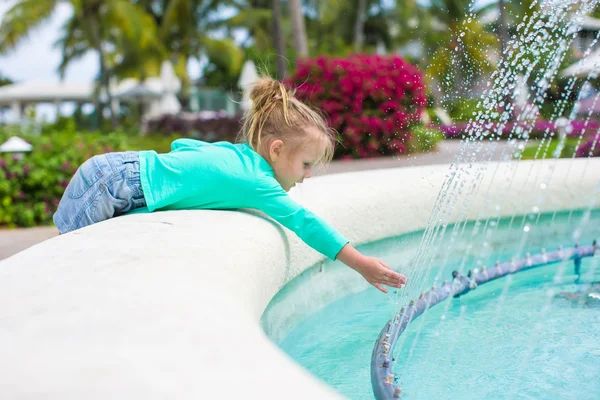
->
<box><xmin>0</xmin><ymin>0</ymin><xmax>58</xmax><ymax>53</ymax></box>
<box><xmin>201</xmin><ymin>37</ymin><xmax>244</xmax><ymax>76</ymax></box>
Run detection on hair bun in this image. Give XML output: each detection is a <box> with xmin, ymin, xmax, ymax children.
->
<box><xmin>249</xmin><ymin>77</ymin><xmax>288</xmax><ymax>109</ymax></box>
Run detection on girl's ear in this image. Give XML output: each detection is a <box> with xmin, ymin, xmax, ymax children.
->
<box><xmin>269</xmin><ymin>139</ymin><xmax>284</xmax><ymax>162</ymax></box>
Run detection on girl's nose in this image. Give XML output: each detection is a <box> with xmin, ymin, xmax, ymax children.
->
<box><xmin>305</xmin><ymin>169</ymin><xmax>312</xmax><ymax>179</ymax></box>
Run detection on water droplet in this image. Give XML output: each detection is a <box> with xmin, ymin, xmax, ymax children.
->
<box><xmin>524</xmin><ymin>225</ymin><xmax>530</xmax><ymax>232</ymax></box>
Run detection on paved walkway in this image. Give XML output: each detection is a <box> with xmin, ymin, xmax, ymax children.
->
<box><xmin>0</xmin><ymin>140</ymin><xmax>513</xmax><ymax>260</ymax></box>
<box><xmin>0</xmin><ymin>226</ymin><xmax>59</xmax><ymax>260</ymax></box>
<box><xmin>313</xmin><ymin>139</ymin><xmax>512</xmax><ymax>175</ymax></box>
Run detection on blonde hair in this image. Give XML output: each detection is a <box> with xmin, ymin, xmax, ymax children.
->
<box><xmin>237</xmin><ymin>77</ymin><xmax>337</xmax><ymax>165</ymax></box>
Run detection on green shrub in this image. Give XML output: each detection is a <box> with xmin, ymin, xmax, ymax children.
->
<box><xmin>0</xmin><ymin>127</ymin><xmax>230</xmax><ymax>228</ymax></box>
<box><xmin>0</xmin><ymin>129</ymin><xmax>127</xmax><ymax>227</ymax></box>
<box><xmin>447</xmin><ymin>98</ymin><xmax>499</xmax><ymax>123</ymax></box>
<box><xmin>407</xmin><ymin>125</ymin><xmax>444</xmax><ymax>153</ymax></box>
<box><xmin>520</xmin><ymin>138</ymin><xmax>579</xmax><ymax>160</ymax></box>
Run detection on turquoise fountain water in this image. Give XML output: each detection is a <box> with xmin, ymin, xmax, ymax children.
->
<box><xmin>272</xmin><ymin>210</ymin><xmax>600</xmax><ymax>399</ymax></box>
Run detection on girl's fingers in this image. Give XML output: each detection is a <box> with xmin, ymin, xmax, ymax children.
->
<box><xmin>384</xmin><ymin>279</ymin><xmax>403</xmax><ymax>288</ymax></box>
<box><xmin>374</xmin><ymin>283</ymin><xmax>388</xmax><ymax>293</ymax></box>
<box><xmin>379</xmin><ymin>263</ymin><xmax>407</xmax><ymax>285</ymax></box>
<box><xmin>382</xmin><ymin>272</ymin><xmax>407</xmax><ymax>285</ymax></box>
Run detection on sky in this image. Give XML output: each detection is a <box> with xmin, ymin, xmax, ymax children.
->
<box><xmin>0</xmin><ymin>2</ymin><xmax>98</xmax><ymax>83</ymax></box>
<box><xmin>0</xmin><ymin>0</ymin><xmax>497</xmax><ymax>84</ymax></box>
<box><xmin>0</xmin><ymin>1</ymin><xmax>203</xmax><ymax>84</ymax></box>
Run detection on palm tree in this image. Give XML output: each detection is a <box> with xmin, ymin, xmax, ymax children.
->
<box><xmin>477</xmin><ymin>0</ymin><xmax>539</xmax><ymax>56</ymax></box>
<box><xmin>289</xmin><ymin>0</ymin><xmax>308</xmax><ymax>57</ymax></box>
<box><xmin>354</xmin><ymin>0</ymin><xmax>367</xmax><ymax>52</ymax></box>
<box><xmin>423</xmin><ymin>0</ymin><xmax>498</xmax><ymax>100</ymax></box>
<box><xmin>304</xmin><ymin>0</ymin><xmax>394</xmax><ymax>56</ymax></box>
<box><xmin>223</xmin><ymin>1</ymin><xmax>272</xmax><ymax>52</ymax></box>
<box><xmin>220</xmin><ymin>0</ymin><xmax>286</xmax><ymax>77</ymax></box>
<box><xmin>201</xmin><ymin>37</ymin><xmax>245</xmax><ymax>89</ymax></box>
<box><xmin>385</xmin><ymin>0</ymin><xmax>434</xmax><ymax>63</ymax></box>
<box><xmin>133</xmin><ymin>0</ymin><xmax>245</xmax><ymax>88</ymax></box>
<box><xmin>0</xmin><ymin>0</ymin><xmax>158</xmax><ymax>127</ymax></box>
<box><xmin>272</xmin><ymin>0</ymin><xmax>287</xmax><ymax>78</ymax></box>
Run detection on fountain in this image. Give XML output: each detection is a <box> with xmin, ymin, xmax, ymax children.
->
<box><xmin>1</xmin><ymin>1</ymin><xmax>600</xmax><ymax>399</ymax></box>
<box><xmin>265</xmin><ymin>1</ymin><xmax>600</xmax><ymax>399</ymax></box>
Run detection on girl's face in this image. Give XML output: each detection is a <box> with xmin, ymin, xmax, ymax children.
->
<box><xmin>269</xmin><ymin>137</ymin><xmax>324</xmax><ymax>192</ymax></box>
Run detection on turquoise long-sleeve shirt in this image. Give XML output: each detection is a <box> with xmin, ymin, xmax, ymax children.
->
<box><xmin>138</xmin><ymin>139</ymin><xmax>349</xmax><ymax>260</ymax></box>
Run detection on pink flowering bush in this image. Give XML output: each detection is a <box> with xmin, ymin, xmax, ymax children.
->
<box><xmin>287</xmin><ymin>55</ymin><xmax>427</xmax><ymax>159</ymax></box>
<box><xmin>576</xmin><ymin>133</ymin><xmax>600</xmax><ymax>157</ymax></box>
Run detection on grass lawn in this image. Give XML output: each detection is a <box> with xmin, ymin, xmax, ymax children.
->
<box><xmin>520</xmin><ymin>138</ymin><xmax>580</xmax><ymax>160</ymax></box>
<box><xmin>124</xmin><ymin>133</ymin><xmax>184</xmax><ymax>153</ymax></box>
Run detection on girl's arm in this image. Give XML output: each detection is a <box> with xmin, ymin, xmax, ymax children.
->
<box><xmin>254</xmin><ymin>180</ymin><xmax>406</xmax><ymax>293</ymax></box>
<box><xmin>336</xmin><ymin>243</ymin><xmax>406</xmax><ymax>293</ymax></box>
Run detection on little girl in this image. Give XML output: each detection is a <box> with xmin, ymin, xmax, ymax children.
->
<box><xmin>53</xmin><ymin>77</ymin><xmax>406</xmax><ymax>293</ymax></box>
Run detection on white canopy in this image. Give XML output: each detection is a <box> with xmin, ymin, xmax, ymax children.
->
<box><xmin>238</xmin><ymin>60</ymin><xmax>259</xmax><ymax>111</ymax></box>
<box><xmin>157</xmin><ymin>60</ymin><xmax>182</xmax><ymax>115</ymax></box>
<box><xmin>0</xmin><ymin>136</ymin><xmax>33</xmax><ymax>153</ymax></box>
<box><xmin>114</xmin><ymin>81</ymin><xmax>162</xmax><ymax>101</ymax></box>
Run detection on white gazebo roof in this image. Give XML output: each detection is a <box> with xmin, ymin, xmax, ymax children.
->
<box><xmin>0</xmin><ymin>82</ymin><xmax>94</xmax><ymax>105</ymax></box>
<box><xmin>0</xmin><ymin>60</ymin><xmax>183</xmax><ymax>119</ymax></box>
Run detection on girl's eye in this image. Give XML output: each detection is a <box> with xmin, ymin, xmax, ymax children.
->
<box><xmin>304</xmin><ymin>163</ymin><xmax>311</xmax><ymax>168</ymax></box>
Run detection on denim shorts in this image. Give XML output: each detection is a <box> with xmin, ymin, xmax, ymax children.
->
<box><xmin>53</xmin><ymin>151</ymin><xmax>146</xmax><ymax>234</ymax></box>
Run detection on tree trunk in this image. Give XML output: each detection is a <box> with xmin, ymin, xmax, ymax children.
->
<box><xmin>289</xmin><ymin>0</ymin><xmax>308</xmax><ymax>58</ymax></box>
<box><xmin>354</xmin><ymin>0</ymin><xmax>367</xmax><ymax>53</ymax></box>
<box><xmin>98</xmin><ymin>49</ymin><xmax>118</xmax><ymax>129</ymax></box>
<box><xmin>272</xmin><ymin>0</ymin><xmax>287</xmax><ymax>78</ymax></box>
<box><xmin>87</xmin><ymin>15</ymin><xmax>117</xmax><ymax>129</ymax></box>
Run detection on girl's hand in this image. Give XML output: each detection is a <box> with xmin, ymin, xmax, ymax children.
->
<box><xmin>336</xmin><ymin>244</ymin><xmax>407</xmax><ymax>293</ymax></box>
<box><xmin>355</xmin><ymin>257</ymin><xmax>407</xmax><ymax>293</ymax></box>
